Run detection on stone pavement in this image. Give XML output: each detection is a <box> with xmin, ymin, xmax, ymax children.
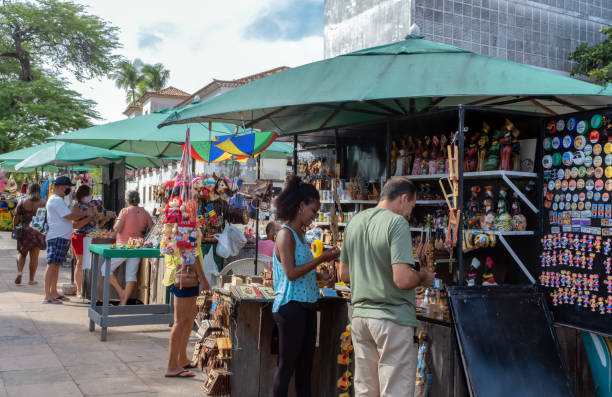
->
<box><xmin>0</xmin><ymin>232</ymin><xmax>205</xmax><ymax>397</ymax></box>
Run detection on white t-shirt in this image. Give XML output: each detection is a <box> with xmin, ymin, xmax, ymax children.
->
<box><xmin>46</xmin><ymin>194</ymin><xmax>72</xmax><ymax>241</ymax></box>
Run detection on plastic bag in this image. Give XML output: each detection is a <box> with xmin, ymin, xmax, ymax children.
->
<box><xmin>227</xmin><ymin>223</ymin><xmax>247</xmax><ymax>256</ymax></box>
<box><xmin>214</xmin><ymin>224</ymin><xmax>232</xmax><ymax>258</ymax></box>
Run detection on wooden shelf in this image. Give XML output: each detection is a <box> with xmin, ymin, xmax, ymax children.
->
<box><xmin>320</xmin><ymin>199</ymin><xmax>377</xmax><ymax>204</ymax></box>
<box><xmin>397</xmin><ymin>170</ymin><xmax>537</xmax><ymax>180</ymax></box>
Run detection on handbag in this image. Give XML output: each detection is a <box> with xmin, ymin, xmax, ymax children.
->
<box><xmin>174</xmin><ymin>264</ymin><xmax>199</xmax><ymax>289</ymax></box>
<box><xmin>239</xmin><ymin>180</ymin><xmax>272</xmax><ymax>201</ymax></box>
<box><xmin>11</xmin><ymin>225</ymin><xmax>23</xmax><ymax>240</ymax></box>
<box><xmin>29</xmin><ymin>207</ymin><xmax>48</xmax><ymax>235</ymax></box>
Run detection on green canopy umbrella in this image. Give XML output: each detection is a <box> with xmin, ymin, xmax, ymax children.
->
<box><xmin>0</xmin><ymin>161</ymin><xmax>91</xmax><ymax>173</ymax></box>
<box><xmin>48</xmin><ymin>107</ymin><xmax>242</xmax><ymax>158</ymax></box>
<box><xmin>159</xmin><ymin>35</ymin><xmax>612</xmax><ymax>135</ymax></box>
<box><xmin>13</xmin><ymin>142</ymin><xmax>168</xmax><ymax>170</ymax></box>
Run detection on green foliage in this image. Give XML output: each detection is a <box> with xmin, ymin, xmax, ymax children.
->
<box><xmin>569</xmin><ymin>27</ymin><xmax>612</xmax><ymax>84</ymax></box>
<box><xmin>0</xmin><ymin>72</ymin><xmax>98</xmax><ymax>153</ymax></box>
<box><xmin>0</xmin><ymin>0</ymin><xmax>120</xmax><ymax>152</ymax></box>
<box><xmin>112</xmin><ymin>59</ymin><xmax>172</xmax><ymax>104</ymax></box>
<box><xmin>0</xmin><ymin>0</ymin><xmax>121</xmax><ymax>82</ymax></box>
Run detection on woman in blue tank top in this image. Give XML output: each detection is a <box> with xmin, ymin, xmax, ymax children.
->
<box><xmin>272</xmin><ymin>176</ymin><xmax>340</xmax><ymax>397</ymax></box>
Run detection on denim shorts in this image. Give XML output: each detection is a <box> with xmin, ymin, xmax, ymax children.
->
<box><xmin>169</xmin><ymin>284</ymin><xmax>199</xmax><ymax>298</ymax></box>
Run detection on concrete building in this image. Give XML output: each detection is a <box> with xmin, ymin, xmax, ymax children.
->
<box><xmin>324</xmin><ymin>0</ymin><xmax>611</xmax><ymax>74</ymax></box>
<box><xmin>123</xmin><ymin>86</ymin><xmax>190</xmax><ymax>118</ymax></box>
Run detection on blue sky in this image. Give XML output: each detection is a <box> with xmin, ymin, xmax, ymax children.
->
<box><xmin>69</xmin><ymin>0</ymin><xmax>325</xmax><ymax>123</ymax></box>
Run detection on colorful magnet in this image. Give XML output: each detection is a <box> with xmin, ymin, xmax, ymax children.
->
<box><xmin>607</xmin><ymin>180</ymin><xmax>612</xmax><ymax>192</ymax></box>
<box><xmin>586</xmin><ymin>180</ymin><xmax>595</xmax><ymax>191</ymax></box>
<box><xmin>596</xmin><ymin>180</ymin><xmax>604</xmax><ymax>192</ymax></box>
<box><xmin>591</xmin><ymin>131</ymin><xmax>600</xmax><ymax>144</ymax></box>
<box><xmin>555</xmin><ymin>179</ymin><xmax>562</xmax><ymax>190</ymax></box>
<box><xmin>567</xmin><ymin>117</ymin><xmax>578</xmax><ymax>131</ymax></box>
<box><xmin>563</xmin><ymin>151</ymin><xmax>574</xmax><ymax>166</ymax></box>
<box><xmin>569</xmin><ymin>179</ymin><xmax>577</xmax><ymax>191</ymax></box>
<box><xmin>584</xmin><ymin>156</ymin><xmax>593</xmax><ymax>167</ymax></box>
<box><xmin>552</xmin><ymin>137</ymin><xmax>562</xmax><ymax>150</ymax></box>
<box><xmin>587</xmin><ymin>167</ymin><xmax>595</xmax><ymax>177</ymax></box>
<box><xmin>584</xmin><ymin>144</ymin><xmax>593</xmax><ymax>156</ymax></box>
<box><xmin>566</xmin><ymin>193</ymin><xmax>572</xmax><ymax>202</ymax></box>
<box><xmin>557</xmin><ymin>119</ymin><xmax>566</xmax><ymax>132</ymax></box>
<box><xmin>549</xmin><ymin>180</ymin><xmax>556</xmax><ymax>190</ymax></box>
<box><xmin>577</xmin><ymin>179</ymin><xmax>585</xmax><ymax>190</ymax></box>
<box><xmin>594</xmin><ymin>156</ymin><xmax>603</xmax><ymax>167</ymax></box>
<box><xmin>606</xmin><ymin>166</ymin><xmax>612</xmax><ymax>179</ymax></box>
<box><xmin>596</xmin><ymin>167</ymin><xmax>604</xmax><ymax>178</ymax></box>
<box><xmin>578</xmin><ymin>166</ymin><xmax>587</xmax><ymax>178</ymax></box>
<box><xmin>605</xmin><ymin>142</ymin><xmax>612</xmax><ymax>155</ymax></box>
<box><xmin>552</xmin><ymin>152</ymin><xmax>562</xmax><ymax>166</ymax></box>
<box><xmin>565</xmin><ymin>168</ymin><xmax>571</xmax><ymax>179</ymax></box>
<box><xmin>587</xmin><ymin>190</ymin><xmax>594</xmax><ymax>200</ymax></box>
<box><xmin>559</xmin><ymin>202</ymin><xmax>565</xmax><ymax>210</ymax></box>
<box><xmin>557</xmin><ymin>169</ymin><xmax>565</xmax><ymax>179</ymax></box>
<box><xmin>543</xmin><ymin>137</ymin><xmax>552</xmax><ymax>151</ymax></box>
<box><xmin>595</xmin><ymin>191</ymin><xmax>602</xmax><ymax>201</ymax></box>
<box><xmin>574</xmin><ymin>136</ymin><xmax>586</xmax><ymax>150</ymax></box>
<box><xmin>572</xmin><ymin>202</ymin><xmax>578</xmax><ymax>211</ymax></box>
<box><xmin>591</xmin><ymin>114</ymin><xmax>603</xmax><ymax>129</ymax></box>
<box><xmin>553</xmin><ymin>202</ymin><xmax>559</xmax><ymax>211</ymax></box>
<box><xmin>604</xmin><ymin>193</ymin><xmax>610</xmax><ymax>203</ymax></box>
<box><xmin>606</xmin><ymin>154</ymin><xmax>612</xmax><ymax>166</ymax></box>
<box><xmin>577</xmin><ymin>120</ymin><xmax>587</xmax><ymax>135</ymax></box>
<box><xmin>547</xmin><ymin>121</ymin><xmax>557</xmax><ymax>134</ymax></box>
<box><xmin>570</xmin><ymin>167</ymin><xmax>579</xmax><ymax>178</ymax></box>
<box><xmin>579</xmin><ymin>192</ymin><xmax>586</xmax><ymax>201</ymax></box>
<box><xmin>542</xmin><ymin>155</ymin><xmax>552</xmax><ymax>169</ymax></box>
<box><xmin>578</xmin><ymin>201</ymin><xmax>585</xmax><ymax>210</ymax></box>
<box><xmin>573</xmin><ymin>151</ymin><xmax>585</xmax><ymax>165</ymax></box>
<box><xmin>563</xmin><ymin>135</ymin><xmax>574</xmax><ymax>149</ymax></box>
<box><xmin>572</xmin><ymin>193</ymin><xmax>579</xmax><ymax>202</ymax></box>
<box><xmin>586</xmin><ymin>201</ymin><xmax>592</xmax><ymax>210</ymax></box>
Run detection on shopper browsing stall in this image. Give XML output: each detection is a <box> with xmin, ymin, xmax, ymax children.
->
<box><xmin>13</xmin><ymin>183</ymin><xmax>46</xmax><ymax>285</ymax></box>
<box><xmin>272</xmin><ymin>176</ymin><xmax>340</xmax><ymax>397</ymax></box>
<box><xmin>105</xmin><ymin>190</ymin><xmax>153</xmax><ymax>306</ymax></box>
<box><xmin>44</xmin><ymin>176</ymin><xmax>86</xmax><ymax>304</ymax></box>
<box><xmin>71</xmin><ymin>185</ymin><xmax>113</xmax><ymax>298</ymax></box>
<box><xmin>337</xmin><ymin>178</ymin><xmax>435</xmax><ymax>397</ymax></box>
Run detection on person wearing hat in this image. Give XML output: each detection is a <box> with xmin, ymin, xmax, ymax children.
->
<box><xmin>43</xmin><ymin>176</ymin><xmax>88</xmax><ymax>304</ymax></box>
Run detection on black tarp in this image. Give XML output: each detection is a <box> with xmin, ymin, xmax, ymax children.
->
<box><xmin>447</xmin><ymin>285</ymin><xmax>575</xmax><ymax>397</ymax></box>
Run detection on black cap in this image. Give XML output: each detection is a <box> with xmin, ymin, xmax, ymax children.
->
<box><xmin>54</xmin><ymin>176</ymin><xmax>75</xmax><ymax>186</ymax></box>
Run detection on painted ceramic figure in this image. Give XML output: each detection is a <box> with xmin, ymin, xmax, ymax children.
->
<box><xmin>511</xmin><ymin>192</ymin><xmax>527</xmax><ymax>231</ymax></box>
<box><xmin>500</xmin><ymin>123</ymin><xmax>513</xmax><ymax>171</ymax></box>
<box><xmin>477</xmin><ymin>122</ymin><xmax>490</xmax><ymax>172</ymax></box>
<box><xmin>464</xmin><ymin>133</ymin><xmax>478</xmax><ymax>172</ymax></box>
<box><xmin>411</xmin><ymin>138</ymin><xmax>423</xmax><ymax>175</ymax></box>
<box><xmin>480</xmin><ymin>186</ymin><xmax>495</xmax><ymax>230</ymax></box>
<box><xmin>485</xmin><ymin>129</ymin><xmax>503</xmax><ymax>170</ymax></box>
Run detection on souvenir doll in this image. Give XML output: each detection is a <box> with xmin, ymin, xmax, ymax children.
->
<box><xmin>464</xmin><ymin>133</ymin><xmax>478</xmax><ymax>172</ymax></box>
<box><xmin>396</xmin><ymin>140</ymin><xmax>406</xmax><ymax>176</ymax></box>
<box><xmin>163</xmin><ymin>196</ymin><xmax>182</xmax><ymax>224</ymax></box>
<box><xmin>480</xmin><ymin>187</ymin><xmax>495</xmax><ymax>231</ymax></box>
<box><xmin>204</xmin><ymin>175</ymin><xmax>218</xmax><ymax>201</ymax></box>
<box><xmin>481</xmin><ymin>257</ymin><xmax>497</xmax><ymax>286</ymax></box>
<box><xmin>437</xmin><ymin>135</ymin><xmax>448</xmax><ymax>173</ymax></box>
<box><xmin>391</xmin><ymin>140</ymin><xmax>398</xmax><ymax>176</ymax></box>
<box><xmin>411</xmin><ymin>138</ymin><xmax>423</xmax><ymax>175</ymax></box>
<box><xmin>215</xmin><ymin>177</ymin><xmax>234</xmax><ymax>202</ymax></box>
<box><xmin>511</xmin><ymin>193</ymin><xmax>527</xmax><ymax>231</ymax></box>
<box><xmin>429</xmin><ymin>136</ymin><xmax>440</xmax><ymax>175</ymax></box>
<box><xmin>421</xmin><ymin>137</ymin><xmax>431</xmax><ymax>175</ymax></box>
<box><xmin>405</xmin><ymin>137</ymin><xmax>414</xmax><ymax>174</ymax></box>
<box><xmin>477</xmin><ymin>122</ymin><xmax>490</xmax><ymax>172</ymax></box>
<box><xmin>507</xmin><ymin>119</ymin><xmax>522</xmax><ymax>171</ymax></box>
<box><xmin>500</xmin><ymin>121</ymin><xmax>514</xmax><ymax>171</ymax></box>
<box><xmin>607</xmin><ymin>296</ymin><xmax>612</xmax><ymax>314</ymax></box>
<box><xmin>494</xmin><ymin>188</ymin><xmax>512</xmax><ymax>231</ymax></box>
<box><xmin>465</xmin><ymin>186</ymin><xmax>481</xmax><ymax>229</ymax></box>
<box><xmin>485</xmin><ymin>129</ymin><xmax>503</xmax><ymax>170</ymax></box>
<box><xmin>192</xmin><ymin>176</ymin><xmax>208</xmax><ymax>201</ymax></box>
<box><xmin>466</xmin><ymin>257</ymin><xmax>481</xmax><ymax>287</ymax></box>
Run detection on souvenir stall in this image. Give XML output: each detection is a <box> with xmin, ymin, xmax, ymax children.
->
<box><xmin>160</xmin><ymin>35</ymin><xmax>612</xmax><ymax>396</ymax></box>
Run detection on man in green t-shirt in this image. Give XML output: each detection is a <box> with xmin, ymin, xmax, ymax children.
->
<box><xmin>338</xmin><ymin>178</ymin><xmax>434</xmax><ymax>397</ymax></box>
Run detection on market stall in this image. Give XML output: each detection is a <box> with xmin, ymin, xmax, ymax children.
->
<box><xmin>162</xmin><ymin>35</ymin><xmax>612</xmax><ymax>396</ymax></box>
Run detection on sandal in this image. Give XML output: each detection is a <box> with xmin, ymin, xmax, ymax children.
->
<box><xmin>15</xmin><ymin>273</ymin><xmax>22</xmax><ymax>285</ymax></box>
<box><xmin>42</xmin><ymin>299</ymin><xmax>63</xmax><ymax>304</ymax></box>
<box><xmin>165</xmin><ymin>369</ymin><xmax>195</xmax><ymax>378</ymax></box>
<box><xmin>55</xmin><ymin>295</ymin><xmax>71</xmax><ymax>302</ymax></box>
<box><xmin>183</xmin><ymin>363</ymin><xmax>198</xmax><ymax>369</ymax></box>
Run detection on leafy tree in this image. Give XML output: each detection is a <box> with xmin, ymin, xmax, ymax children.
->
<box><xmin>0</xmin><ymin>0</ymin><xmax>121</xmax><ymax>152</ymax></box>
<box><xmin>141</xmin><ymin>63</ymin><xmax>170</xmax><ymax>92</ymax></box>
<box><xmin>0</xmin><ymin>0</ymin><xmax>121</xmax><ymax>82</ymax></box>
<box><xmin>569</xmin><ymin>27</ymin><xmax>612</xmax><ymax>84</ymax></box>
<box><xmin>111</xmin><ymin>58</ymin><xmax>144</xmax><ymax>105</ymax></box>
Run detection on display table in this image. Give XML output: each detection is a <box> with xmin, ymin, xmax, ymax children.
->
<box><xmin>88</xmin><ymin>244</ymin><xmax>172</xmax><ymax>341</ymax></box>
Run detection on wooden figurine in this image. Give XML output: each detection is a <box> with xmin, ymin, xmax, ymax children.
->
<box><xmin>411</xmin><ymin>138</ymin><xmax>423</xmax><ymax>175</ymax></box>
<box><xmin>429</xmin><ymin>136</ymin><xmax>439</xmax><ymax>175</ymax></box>
<box><xmin>464</xmin><ymin>133</ymin><xmax>478</xmax><ymax>172</ymax></box>
<box><xmin>485</xmin><ymin>129</ymin><xmax>503</xmax><ymax>170</ymax></box>
<box><xmin>406</xmin><ymin>136</ymin><xmax>415</xmax><ymax>173</ymax></box>
<box><xmin>499</xmin><ymin>122</ymin><xmax>513</xmax><ymax>171</ymax></box>
<box><xmin>421</xmin><ymin>136</ymin><xmax>431</xmax><ymax>175</ymax></box>
<box><xmin>506</xmin><ymin>119</ymin><xmax>522</xmax><ymax>171</ymax></box>
<box><xmin>477</xmin><ymin>122</ymin><xmax>490</xmax><ymax>172</ymax></box>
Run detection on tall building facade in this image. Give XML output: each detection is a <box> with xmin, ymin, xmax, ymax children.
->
<box><xmin>324</xmin><ymin>0</ymin><xmax>611</xmax><ymax>73</ymax></box>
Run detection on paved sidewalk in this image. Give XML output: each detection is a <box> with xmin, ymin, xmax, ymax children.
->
<box><xmin>0</xmin><ymin>232</ymin><xmax>204</xmax><ymax>397</ymax></box>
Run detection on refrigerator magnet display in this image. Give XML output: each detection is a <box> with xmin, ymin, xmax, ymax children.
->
<box><xmin>557</xmin><ymin>119</ymin><xmax>566</xmax><ymax>132</ymax></box>
<box><xmin>577</xmin><ymin>120</ymin><xmax>587</xmax><ymax>134</ymax></box>
<box><xmin>574</xmin><ymin>135</ymin><xmax>586</xmax><ymax>150</ymax></box>
<box><xmin>543</xmin><ymin>137</ymin><xmax>552</xmax><ymax>151</ymax></box>
<box><xmin>591</xmin><ymin>114</ymin><xmax>603</xmax><ymax>129</ymax></box>
<box><xmin>563</xmin><ymin>151</ymin><xmax>574</xmax><ymax>166</ymax></box>
<box><xmin>542</xmin><ymin>155</ymin><xmax>552</xmax><ymax>168</ymax></box>
<box><xmin>563</xmin><ymin>135</ymin><xmax>574</xmax><ymax>149</ymax></box>
<box><xmin>567</xmin><ymin>118</ymin><xmax>577</xmax><ymax>131</ymax></box>
<box><xmin>552</xmin><ymin>137</ymin><xmax>562</xmax><ymax>150</ymax></box>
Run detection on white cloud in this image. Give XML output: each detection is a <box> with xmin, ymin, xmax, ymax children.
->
<box><xmin>68</xmin><ymin>0</ymin><xmax>324</xmax><ymax>123</ymax></box>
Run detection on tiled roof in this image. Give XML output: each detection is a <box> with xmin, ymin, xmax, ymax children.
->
<box><xmin>154</xmin><ymin>86</ymin><xmax>191</xmax><ymax>97</ymax></box>
<box><xmin>123</xmin><ymin>86</ymin><xmax>190</xmax><ymax>115</ymax></box>
<box><xmin>177</xmin><ymin>66</ymin><xmax>289</xmax><ymax>106</ymax></box>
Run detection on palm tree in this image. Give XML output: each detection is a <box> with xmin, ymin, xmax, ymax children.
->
<box><xmin>111</xmin><ymin>58</ymin><xmax>144</xmax><ymax>105</ymax></box>
<box><xmin>141</xmin><ymin>63</ymin><xmax>170</xmax><ymax>92</ymax></box>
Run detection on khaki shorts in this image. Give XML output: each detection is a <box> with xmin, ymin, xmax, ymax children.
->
<box><xmin>352</xmin><ymin>317</ymin><xmax>417</xmax><ymax>397</ymax></box>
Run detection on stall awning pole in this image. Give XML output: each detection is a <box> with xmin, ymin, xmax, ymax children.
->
<box><xmin>293</xmin><ymin>135</ymin><xmax>298</xmax><ymax>175</ymax></box>
<box><xmin>254</xmin><ymin>156</ymin><xmax>261</xmax><ymax>275</ymax></box>
<box><xmin>385</xmin><ymin>121</ymin><xmax>391</xmax><ymax>181</ymax></box>
<box><xmin>456</xmin><ymin>106</ymin><xmax>465</xmax><ymax>285</ymax></box>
